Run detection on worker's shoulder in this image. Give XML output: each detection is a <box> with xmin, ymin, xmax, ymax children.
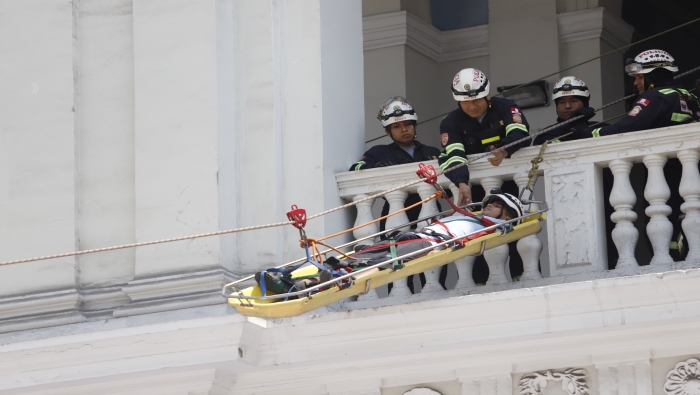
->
<box><xmin>439</xmin><ymin>107</ymin><xmax>463</xmax><ymax>129</ymax></box>
<box><xmin>490</xmin><ymin>96</ymin><xmax>518</xmax><ymax>110</ymax></box>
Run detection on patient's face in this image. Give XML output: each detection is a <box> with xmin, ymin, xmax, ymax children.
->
<box><xmin>482</xmin><ymin>200</ymin><xmax>510</xmax><ymax>220</ymax></box>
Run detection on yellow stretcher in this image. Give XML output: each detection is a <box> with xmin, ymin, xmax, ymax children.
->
<box><xmin>224</xmin><ymin>210</ymin><xmax>545</xmax><ymax>319</ymax></box>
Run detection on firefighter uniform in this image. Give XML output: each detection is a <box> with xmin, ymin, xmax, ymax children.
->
<box><xmin>438</xmin><ymin>97</ymin><xmax>530</xmax><ymax>185</ymax></box>
<box><xmin>579</xmin><ymin>84</ymin><xmax>699</xmax><ymax>138</ymax></box>
<box><xmin>349</xmin><ymin>140</ymin><xmax>440</xmax><ymax>171</ymax></box>
<box><xmin>534</xmin><ymin>119</ymin><xmax>606</xmax><ymax>145</ymax></box>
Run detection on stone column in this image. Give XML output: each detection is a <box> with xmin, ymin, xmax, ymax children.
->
<box><xmin>385</xmin><ymin>190</ymin><xmax>411</xmax><ymax>233</ymax></box>
<box><xmin>609</xmin><ymin>159</ymin><xmax>639</xmax><ymax>268</ymax></box>
<box><xmin>513</xmin><ymin>172</ymin><xmax>543</xmax><ymax>280</ymax></box>
<box><xmin>544</xmin><ymin>163</ymin><xmax>608</xmax><ymax>275</ymax></box>
<box><xmin>352</xmin><ymin>194</ymin><xmax>378</xmax><ymax>241</ymax></box>
<box><xmin>479</xmin><ymin>178</ymin><xmax>510</xmax><ymax>285</ymax></box>
<box><xmin>417</xmin><ymin>184</ymin><xmax>443</xmax><ymax>293</ymax></box>
<box><xmin>678</xmin><ymin>150</ymin><xmax>700</xmax><ymax>262</ymax></box>
<box><xmin>642</xmin><ymin>154</ymin><xmax>673</xmax><ymax>265</ymax></box>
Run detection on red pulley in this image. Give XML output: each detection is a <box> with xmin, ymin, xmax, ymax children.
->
<box><xmin>416</xmin><ymin>163</ymin><xmax>438</xmax><ymax>185</ymax></box>
<box><xmin>286</xmin><ymin>205</ymin><xmax>307</xmax><ymax>230</ymax></box>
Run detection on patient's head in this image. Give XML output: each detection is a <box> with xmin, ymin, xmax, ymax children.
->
<box><xmin>481</xmin><ymin>189</ymin><xmax>525</xmax><ymax>223</ymax></box>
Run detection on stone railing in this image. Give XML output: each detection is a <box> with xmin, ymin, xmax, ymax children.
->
<box><xmin>334</xmin><ymin>123</ymin><xmax>700</xmax><ymax>308</ymax></box>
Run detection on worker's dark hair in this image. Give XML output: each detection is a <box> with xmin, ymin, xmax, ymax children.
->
<box><xmin>644</xmin><ymin>68</ymin><xmax>674</xmax><ymax>90</ymax></box>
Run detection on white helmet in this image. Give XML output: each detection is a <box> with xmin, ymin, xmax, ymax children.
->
<box><xmin>625</xmin><ymin>49</ymin><xmax>678</xmax><ymax>75</ymax></box>
<box><xmin>452</xmin><ymin>68</ymin><xmax>490</xmax><ymax>101</ymax></box>
<box><xmin>482</xmin><ymin>188</ymin><xmax>525</xmax><ymax>224</ymax></box>
<box><xmin>377</xmin><ymin>96</ymin><xmax>418</xmax><ymax>127</ymax></box>
<box><xmin>552</xmin><ymin>76</ymin><xmax>590</xmax><ymax>102</ymax></box>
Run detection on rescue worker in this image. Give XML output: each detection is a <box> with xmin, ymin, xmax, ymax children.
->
<box><xmin>572</xmin><ymin>49</ymin><xmax>700</xmax><ymax>139</ymax></box>
<box><xmin>350</xmin><ymin>97</ymin><xmax>443</xmax><ymax>293</ymax></box>
<box><xmin>438</xmin><ymin>68</ymin><xmax>531</xmax><ymax>207</ymax></box>
<box><xmin>350</xmin><ymin>97</ymin><xmax>441</xmax><ymax>232</ymax></box>
<box><xmin>350</xmin><ymin>96</ymin><xmax>440</xmax><ymax>171</ymax></box>
<box><xmin>534</xmin><ymin>76</ymin><xmax>604</xmax><ymax>145</ymax></box>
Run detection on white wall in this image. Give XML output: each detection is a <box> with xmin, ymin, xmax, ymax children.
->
<box><xmin>75</xmin><ymin>0</ymin><xmax>135</xmax><ymax>288</ymax></box>
<box><xmin>0</xmin><ymin>0</ymin><xmax>76</xmax><ymax>296</ymax></box>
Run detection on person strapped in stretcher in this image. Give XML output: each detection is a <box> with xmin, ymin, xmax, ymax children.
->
<box><xmin>254</xmin><ymin>189</ymin><xmax>524</xmax><ymax>295</ymax></box>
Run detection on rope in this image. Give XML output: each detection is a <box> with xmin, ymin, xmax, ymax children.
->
<box><xmin>5</xmin><ymin>64</ymin><xmax>700</xmax><ymax>267</ymax></box>
<box><xmin>0</xmin><ymin>220</ymin><xmax>293</xmax><ymax>267</ymax></box>
<box><xmin>316</xmin><ymin>191</ymin><xmax>442</xmax><ymax>241</ymax></box>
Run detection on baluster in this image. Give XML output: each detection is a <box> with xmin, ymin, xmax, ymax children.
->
<box><xmin>384</xmin><ymin>190</ymin><xmax>410</xmax><ymax>233</ymax></box>
<box><xmin>609</xmin><ymin>159</ymin><xmax>639</xmax><ymax>268</ymax></box>
<box><xmin>352</xmin><ymin>194</ymin><xmax>378</xmax><ymax>241</ymax></box>
<box><xmin>481</xmin><ymin>177</ymin><xmax>502</xmax><ymax>200</ymax></box>
<box><xmin>416</xmin><ymin>184</ymin><xmax>440</xmax><ymax>231</ymax></box>
<box><xmin>484</xmin><ymin>244</ymin><xmax>510</xmax><ymax>285</ymax></box>
<box><xmin>449</xmin><ymin>184</ymin><xmax>460</xmax><ymax>206</ymax></box>
<box><xmin>416</xmin><ymin>184</ymin><xmax>443</xmax><ymax>293</ymax></box>
<box><xmin>453</xmin><ymin>255</ymin><xmax>476</xmax><ymax>289</ymax></box>
<box><xmin>513</xmin><ymin>172</ymin><xmax>543</xmax><ymax>280</ymax></box>
<box><xmin>678</xmin><ymin>150</ymin><xmax>700</xmax><ymax>261</ymax></box>
<box><xmin>642</xmin><ymin>154</ymin><xmax>674</xmax><ymax>265</ymax></box>
<box><xmin>480</xmin><ymin>178</ymin><xmax>510</xmax><ymax>284</ymax></box>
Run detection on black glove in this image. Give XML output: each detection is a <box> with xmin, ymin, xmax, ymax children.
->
<box><xmin>570</xmin><ymin>123</ymin><xmax>593</xmax><ymax>139</ymax></box>
<box><xmin>569</xmin><ymin>107</ymin><xmax>596</xmax><ymax>122</ymax></box>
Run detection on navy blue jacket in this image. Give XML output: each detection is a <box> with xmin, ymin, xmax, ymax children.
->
<box><xmin>438</xmin><ymin>97</ymin><xmax>530</xmax><ymax>186</ymax></box>
<box><xmin>349</xmin><ymin>140</ymin><xmax>441</xmax><ymax>171</ymax></box>
<box><xmin>588</xmin><ymin>83</ymin><xmax>699</xmax><ymax>137</ymax></box>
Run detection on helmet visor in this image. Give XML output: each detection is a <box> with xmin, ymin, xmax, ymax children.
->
<box><xmin>377</xmin><ymin>108</ymin><xmax>416</xmax><ymax>121</ymax></box>
<box><xmin>625</xmin><ymin>61</ymin><xmax>676</xmax><ymax>75</ymax></box>
<box><xmin>381</xmin><ymin>96</ymin><xmax>410</xmax><ymax>107</ymax></box>
<box><xmin>552</xmin><ymin>84</ymin><xmax>589</xmax><ymax>94</ymax></box>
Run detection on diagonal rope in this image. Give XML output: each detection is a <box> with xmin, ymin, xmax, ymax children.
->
<box><xmin>3</xmin><ymin>70</ymin><xmax>700</xmax><ymax>266</ymax></box>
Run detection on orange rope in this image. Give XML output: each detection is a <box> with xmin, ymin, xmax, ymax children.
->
<box><xmin>317</xmin><ymin>191</ymin><xmax>442</xmax><ymax>242</ymax></box>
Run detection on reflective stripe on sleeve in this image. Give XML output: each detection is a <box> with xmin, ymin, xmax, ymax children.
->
<box><xmin>439</xmin><ymin>156</ymin><xmax>468</xmax><ymax>171</ymax></box>
<box><xmin>659</xmin><ymin>88</ymin><xmax>676</xmax><ymax>95</ymax></box>
<box><xmin>353</xmin><ymin>161</ymin><xmax>366</xmax><ymax>170</ymax></box>
<box><xmin>505</xmin><ymin>123</ymin><xmax>528</xmax><ymax>135</ymax></box>
<box><xmin>445</xmin><ymin>142</ymin><xmax>465</xmax><ymax>155</ymax></box>
<box><xmin>671</xmin><ymin>113</ymin><xmax>692</xmax><ymax>122</ymax></box>
<box><xmin>591</xmin><ymin>128</ymin><xmax>601</xmax><ymax>138</ymax></box>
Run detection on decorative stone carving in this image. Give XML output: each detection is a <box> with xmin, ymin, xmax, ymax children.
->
<box><xmin>352</xmin><ymin>194</ymin><xmax>378</xmax><ymax>241</ymax></box>
<box><xmin>665</xmin><ymin>358</ymin><xmax>700</xmax><ymax>395</ymax></box>
<box><xmin>403</xmin><ymin>388</ymin><xmax>442</xmax><ymax>395</ymax></box>
<box><xmin>609</xmin><ymin>159</ymin><xmax>639</xmax><ymax>268</ymax></box>
<box><xmin>519</xmin><ymin>368</ymin><xmax>589</xmax><ymax>395</ymax></box>
<box><xmin>642</xmin><ymin>154</ymin><xmax>674</xmax><ymax>265</ymax></box>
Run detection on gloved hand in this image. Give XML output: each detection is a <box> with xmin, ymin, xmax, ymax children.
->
<box><xmin>569</xmin><ymin>107</ymin><xmax>596</xmax><ymax>122</ymax></box>
<box><xmin>570</xmin><ymin>123</ymin><xmax>593</xmax><ymax>139</ymax></box>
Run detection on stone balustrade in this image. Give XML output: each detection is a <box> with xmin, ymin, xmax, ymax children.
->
<box><xmin>334</xmin><ymin>123</ymin><xmax>700</xmax><ymax>309</ymax></box>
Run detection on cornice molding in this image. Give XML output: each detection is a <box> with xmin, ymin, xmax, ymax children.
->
<box><xmin>363</xmin><ymin>8</ymin><xmax>634</xmax><ymax>62</ymax></box>
<box><xmin>363</xmin><ymin>11</ymin><xmax>489</xmax><ymax>62</ymax></box>
<box><xmin>557</xmin><ymin>7</ymin><xmax>634</xmax><ymax>48</ymax></box>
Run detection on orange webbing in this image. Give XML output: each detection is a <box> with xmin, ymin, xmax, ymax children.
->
<box><xmin>316</xmin><ymin>191</ymin><xmax>442</xmax><ymax>242</ymax></box>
